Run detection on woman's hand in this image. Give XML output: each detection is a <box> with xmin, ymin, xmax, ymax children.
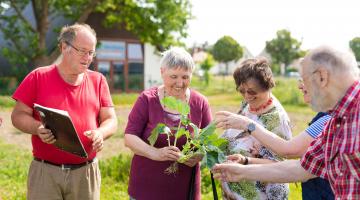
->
<box><xmin>227</xmin><ymin>154</ymin><xmax>247</xmax><ymax>164</ymax></box>
<box><xmin>212</xmin><ymin>163</ymin><xmax>247</xmax><ymax>182</ymax></box>
<box><xmin>151</xmin><ymin>146</ymin><xmax>181</xmax><ymax>162</ymax></box>
<box><xmin>183</xmin><ymin>153</ymin><xmax>203</xmax><ymax>167</ymax></box>
<box><xmin>215</xmin><ymin>111</ymin><xmax>252</xmax><ymax>130</ymax></box>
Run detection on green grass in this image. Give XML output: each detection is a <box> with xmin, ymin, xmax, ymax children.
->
<box><xmin>0</xmin><ymin>140</ymin><xmax>31</xmax><ymax>200</ymax></box>
<box><xmin>0</xmin><ymin>140</ymin><xmax>302</xmax><ymax>200</ymax></box>
<box><xmin>0</xmin><ymin>96</ymin><xmax>15</xmax><ymax>108</ymax></box>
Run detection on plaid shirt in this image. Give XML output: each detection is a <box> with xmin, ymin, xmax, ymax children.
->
<box><xmin>301</xmin><ymin>80</ymin><xmax>360</xmax><ymax>200</ymax></box>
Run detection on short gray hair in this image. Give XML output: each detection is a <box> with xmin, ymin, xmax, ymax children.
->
<box><xmin>58</xmin><ymin>23</ymin><xmax>97</xmax><ymax>44</ymax></box>
<box><xmin>308</xmin><ymin>46</ymin><xmax>359</xmax><ymax>75</ymax></box>
<box><xmin>160</xmin><ymin>47</ymin><xmax>195</xmax><ymax>71</ymax></box>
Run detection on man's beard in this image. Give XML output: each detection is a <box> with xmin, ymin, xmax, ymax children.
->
<box><xmin>310</xmin><ymin>84</ymin><xmax>329</xmax><ymax>112</ymax></box>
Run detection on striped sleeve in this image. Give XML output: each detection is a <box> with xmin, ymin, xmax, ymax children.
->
<box><xmin>305</xmin><ymin>114</ymin><xmax>331</xmax><ymax>138</ymax></box>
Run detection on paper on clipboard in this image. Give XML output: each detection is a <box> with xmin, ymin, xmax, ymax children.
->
<box><xmin>34</xmin><ymin>103</ymin><xmax>88</xmax><ymax>158</ymax></box>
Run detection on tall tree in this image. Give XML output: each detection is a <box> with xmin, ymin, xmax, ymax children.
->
<box><xmin>0</xmin><ymin>0</ymin><xmax>192</xmax><ymax>78</ymax></box>
<box><xmin>265</xmin><ymin>29</ymin><xmax>304</xmax><ymax>75</ymax></box>
<box><xmin>212</xmin><ymin>35</ymin><xmax>243</xmax><ymax>75</ymax></box>
<box><xmin>199</xmin><ymin>53</ymin><xmax>215</xmax><ymax>87</ymax></box>
<box><xmin>349</xmin><ymin>37</ymin><xmax>360</xmax><ymax>62</ymax></box>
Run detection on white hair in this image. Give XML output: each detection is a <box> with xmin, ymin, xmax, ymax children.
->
<box><xmin>160</xmin><ymin>47</ymin><xmax>195</xmax><ymax>71</ymax></box>
<box><xmin>308</xmin><ymin>45</ymin><xmax>359</xmax><ymax>76</ymax></box>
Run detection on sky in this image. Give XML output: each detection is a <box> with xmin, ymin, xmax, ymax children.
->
<box><xmin>184</xmin><ymin>0</ymin><xmax>360</xmax><ymax>56</ymax></box>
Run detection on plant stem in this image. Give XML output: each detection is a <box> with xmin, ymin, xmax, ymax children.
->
<box><xmin>167</xmin><ymin>133</ymin><xmax>170</xmax><ymax>146</ymax></box>
<box><xmin>174</xmin><ymin>121</ymin><xmax>182</xmax><ymax>147</ymax></box>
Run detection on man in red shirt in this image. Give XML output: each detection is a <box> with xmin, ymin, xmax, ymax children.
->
<box><xmin>11</xmin><ymin>23</ymin><xmax>118</xmax><ymax>200</ymax></box>
<box><xmin>212</xmin><ymin>46</ymin><xmax>360</xmax><ymax>199</ymax></box>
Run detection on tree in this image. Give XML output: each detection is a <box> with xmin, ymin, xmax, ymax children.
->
<box><xmin>0</xmin><ymin>0</ymin><xmax>192</xmax><ymax>78</ymax></box>
<box><xmin>349</xmin><ymin>37</ymin><xmax>360</xmax><ymax>62</ymax></box>
<box><xmin>199</xmin><ymin>54</ymin><xmax>215</xmax><ymax>87</ymax></box>
<box><xmin>265</xmin><ymin>29</ymin><xmax>304</xmax><ymax>75</ymax></box>
<box><xmin>211</xmin><ymin>35</ymin><xmax>243</xmax><ymax>75</ymax></box>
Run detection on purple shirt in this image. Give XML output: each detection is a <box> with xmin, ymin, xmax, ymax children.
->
<box><xmin>125</xmin><ymin>87</ymin><xmax>212</xmax><ymax>200</ymax></box>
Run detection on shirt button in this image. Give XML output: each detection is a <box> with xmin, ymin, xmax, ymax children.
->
<box><xmin>336</xmin><ymin>124</ymin><xmax>341</xmax><ymax>128</ymax></box>
<box><xmin>339</xmin><ymin>172</ymin><xmax>343</xmax><ymax>176</ymax></box>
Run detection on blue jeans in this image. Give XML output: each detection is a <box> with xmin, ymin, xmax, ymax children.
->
<box><xmin>302</xmin><ymin>177</ymin><xmax>334</xmax><ymax>200</ymax></box>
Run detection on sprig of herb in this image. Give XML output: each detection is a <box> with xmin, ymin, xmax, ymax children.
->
<box><xmin>148</xmin><ymin>96</ymin><xmax>228</xmax><ymax>173</ymax></box>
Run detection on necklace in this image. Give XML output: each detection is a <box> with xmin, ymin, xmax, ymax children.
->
<box><xmin>249</xmin><ymin>97</ymin><xmax>273</xmax><ymax>113</ymax></box>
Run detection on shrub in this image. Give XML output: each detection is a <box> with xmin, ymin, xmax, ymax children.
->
<box><xmin>0</xmin><ymin>77</ymin><xmax>17</xmax><ymax>95</ymax></box>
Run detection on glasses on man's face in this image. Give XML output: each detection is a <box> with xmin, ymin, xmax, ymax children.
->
<box><xmin>65</xmin><ymin>41</ymin><xmax>96</xmax><ymax>58</ymax></box>
<box><xmin>300</xmin><ymin>69</ymin><xmax>320</xmax><ymax>84</ymax></box>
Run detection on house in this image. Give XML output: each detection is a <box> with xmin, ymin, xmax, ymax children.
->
<box><xmin>85</xmin><ymin>13</ymin><xmax>162</xmax><ymax>92</ymax></box>
<box><xmin>0</xmin><ymin>6</ymin><xmax>162</xmax><ymax>93</ymax></box>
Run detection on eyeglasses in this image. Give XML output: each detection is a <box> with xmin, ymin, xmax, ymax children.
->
<box><xmin>238</xmin><ymin>88</ymin><xmax>259</xmax><ymax>96</ymax></box>
<box><xmin>65</xmin><ymin>41</ymin><xmax>96</xmax><ymax>58</ymax></box>
<box><xmin>299</xmin><ymin>69</ymin><xmax>320</xmax><ymax>83</ymax></box>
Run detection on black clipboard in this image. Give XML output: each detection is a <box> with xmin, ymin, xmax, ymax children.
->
<box><xmin>34</xmin><ymin>103</ymin><xmax>88</xmax><ymax>158</ymax></box>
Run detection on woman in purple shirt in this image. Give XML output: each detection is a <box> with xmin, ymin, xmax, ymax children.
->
<box><xmin>124</xmin><ymin>47</ymin><xmax>212</xmax><ymax>200</ymax></box>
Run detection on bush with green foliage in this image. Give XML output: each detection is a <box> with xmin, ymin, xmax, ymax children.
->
<box><xmin>0</xmin><ymin>77</ymin><xmax>17</xmax><ymax>95</ymax></box>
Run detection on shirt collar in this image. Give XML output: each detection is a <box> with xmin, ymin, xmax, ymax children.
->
<box><xmin>331</xmin><ymin>80</ymin><xmax>360</xmax><ymax>117</ymax></box>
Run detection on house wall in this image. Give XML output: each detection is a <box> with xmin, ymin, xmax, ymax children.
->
<box><xmin>144</xmin><ymin>44</ymin><xmax>162</xmax><ymax>89</ymax></box>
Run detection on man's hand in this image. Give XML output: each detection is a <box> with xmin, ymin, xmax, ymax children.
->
<box><xmin>84</xmin><ymin>130</ymin><xmax>104</xmax><ymax>152</ymax></box>
<box><xmin>37</xmin><ymin>124</ymin><xmax>56</xmax><ymax>144</ymax></box>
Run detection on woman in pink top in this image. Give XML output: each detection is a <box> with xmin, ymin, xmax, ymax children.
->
<box><xmin>124</xmin><ymin>47</ymin><xmax>212</xmax><ymax>200</ymax></box>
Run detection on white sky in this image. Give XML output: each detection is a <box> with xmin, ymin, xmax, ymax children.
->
<box><xmin>184</xmin><ymin>0</ymin><xmax>360</xmax><ymax>56</ymax></box>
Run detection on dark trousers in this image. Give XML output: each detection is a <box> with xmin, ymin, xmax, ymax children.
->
<box><xmin>302</xmin><ymin>177</ymin><xmax>334</xmax><ymax>200</ymax></box>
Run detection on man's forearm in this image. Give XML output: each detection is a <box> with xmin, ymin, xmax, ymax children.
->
<box><xmin>11</xmin><ymin>111</ymin><xmax>41</xmax><ymax>135</ymax></box>
<box><xmin>97</xmin><ymin>117</ymin><xmax>118</xmax><ymax>139</ymax></box>
<box><xmin>243</xmin><ymin>159</ymin><xmax>316</xmax><ymax>183</ymax></box>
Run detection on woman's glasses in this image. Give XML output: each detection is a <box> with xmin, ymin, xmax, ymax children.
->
<box><xmin>238</xmin><ymin>89</ymin><xmax>259</xmax><ymax>96</ymax></box>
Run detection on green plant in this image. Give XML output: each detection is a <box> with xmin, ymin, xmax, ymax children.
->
<box><xmin>200</xmin><ymin>54</ymin><xmax>216</xmax><ymax>86</ymax></box>
<box><xmin>148</xmin><ymin>96</ymin><xmax>228</xmax><ymax>174</ymax></box>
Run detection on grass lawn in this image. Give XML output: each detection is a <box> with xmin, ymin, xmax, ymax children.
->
<box><xmin>0</xmin><ymin>76</ymin><xmax>311</xmax><ymax>199</ymax></box>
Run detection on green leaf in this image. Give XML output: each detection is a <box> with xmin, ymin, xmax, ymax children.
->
<box><xmin>175</xmin><ymin>127</ymin><xmax>187</xmax><ymax>139</ymax></box>
<box><xmin>148</xmin><ymin>123</ymin><xmax>170</xmax><ymax>146</ymax></box>
<box><xmin>188</xmin><ymin>123</ymin><xmax>200</xmax><ymax>137</ymax></box>
<box><xmin>161</xmin><ymin>96</ymin><xmax>190</xmax><ymax>116</ymax></box>
<box><xmin>204</xmin><ymin>151</ymin><xmax>219</xmax><ymax>169</ymax></box>
<box><xmin>161</xmin><ymin>96</ymin><xmax>178</xmax><ymax>110</ymax></box>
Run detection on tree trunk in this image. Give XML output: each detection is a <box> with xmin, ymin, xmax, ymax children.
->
<box><xmin>280</xmin><ymin>63</ymin><xmax>286</xmax><ymax>76</ymax></box>
<box><xmin>77</xmin><ymin>0</ymin><xmax>102</xmax><ymax>23</ymax></box>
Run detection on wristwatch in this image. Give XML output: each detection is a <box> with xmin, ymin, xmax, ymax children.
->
<box><xmin>247</xmin><ymin>122</ymin><xmax>256</xmax><ymax>135</ymax></box>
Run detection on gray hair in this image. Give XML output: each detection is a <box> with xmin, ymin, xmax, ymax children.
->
<box><xmin>58</xmin><ymin>23</ymin><xmax>97</xmax><ymax>44</ymax></box>
<box><xmin>160</xmin><ymin>47</ymin><xmax>195</xmax><ymax>71</ymax></box>
<box><xmin>308</xmin><ymin>45</ymin><xmax>359</xmax><ymax>76</ymax></box>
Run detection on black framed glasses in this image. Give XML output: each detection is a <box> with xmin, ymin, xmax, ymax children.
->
<box><xmin>65</xmin><ymin>41</ymin><xmax>96</xmax><ymax>58</ymax></box>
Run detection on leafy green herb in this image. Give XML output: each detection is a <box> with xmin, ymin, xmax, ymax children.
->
<box><xmin>228</xmin><ymin>181</ymin><xmax>258</xmax><ymax>200</ymax></box>
<box><xmin>147</xmin><ymin>96</ymin><xmax>228</xmax><ymax>173</ymax></box>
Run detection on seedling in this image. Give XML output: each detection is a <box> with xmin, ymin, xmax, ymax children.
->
<box><xmin>148</xmin><ymin>96</ymin><xmax>228</xmax><ymax>174</ymax></box>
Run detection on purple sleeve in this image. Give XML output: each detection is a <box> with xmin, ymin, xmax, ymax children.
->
<box><xmin>125</xmin><ymin>93</ymin><xmax>149</xmax><ymax>136</ymax></box>
<box><xmin>200</xmin><ymin>98</ymin><xmax>212</xmax><ymax>128</ymax></box>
